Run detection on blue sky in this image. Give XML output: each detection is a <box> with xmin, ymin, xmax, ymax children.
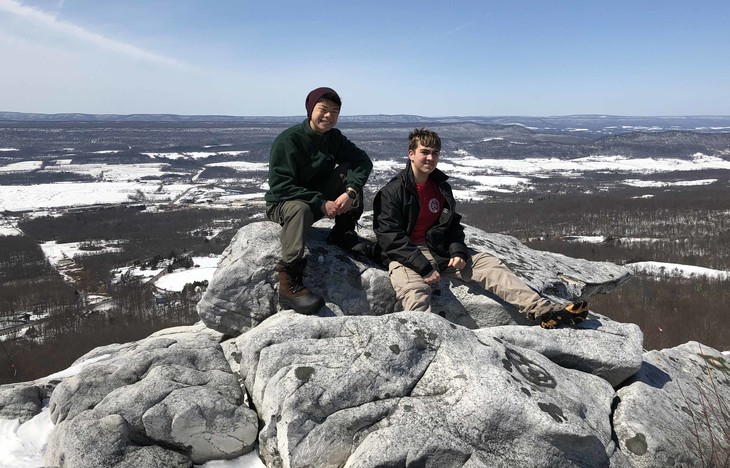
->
<box><xmin>1</xmin><ymin>0</ymin><xmax>728</xmax><ymax>116</ymax></box>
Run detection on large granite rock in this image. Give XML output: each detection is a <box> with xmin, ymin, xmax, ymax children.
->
<box><xmin>237</xmin><ymin>311</ymin><xmax>629</xmax><ymax>468</ymax></box>
<box><xmin>614</xmin><ymin>341</ymin><xmax>730</xmax><ymax>467</ymax></box>
<box><xmin>0</xmin><ymin>380</ymin><xmax>56</xmax><ymax>424</ymax></box>
<box><xmin>198</xmin><ymin>215</ymin><xmax>632</xmax><ymax>336</ymax></box>
<box><xmin>479</xmin><ymin>313</ymin><xmax>644</xmax><ymax>387</ymax></box>
<box><xmin>44</xmin><ymin>323</ymin><xmax>258</xmax><ymax>467</ymax></box>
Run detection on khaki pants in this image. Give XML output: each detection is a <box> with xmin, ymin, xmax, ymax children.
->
<box><xmin>388</xmin><ymin>247</ymin><xmax>562</xmax><ymax>319</ymax></box>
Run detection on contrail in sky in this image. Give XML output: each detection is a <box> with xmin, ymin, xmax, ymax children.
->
<box><xmin>434</xmin><ymin>21</ymin><xmax>477</xmax><ymax>40</ymax></box>
<box><xmin>0</xmin><ymin>0</ymin><xmax>188</xmax><ymax>69</ymax></box>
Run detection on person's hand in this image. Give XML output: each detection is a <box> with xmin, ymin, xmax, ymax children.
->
<box><xmin>448</xmin><ymin>257</ymin><xmax>466</xmax><ymax>271</ymax></box>
<box><xmin>333</xmin><ymin>192</ymin><xmax>353</xmax><ymax>215</ymax></box>
<box><xmin>423</xmin><ymin>270</ymin><xmax>440</xmax><ymax>285</ymax></box>
<box><xmin>321</xmin><ymin>200</ymin><xmax>339</xmax><ymax>219</ymax></box>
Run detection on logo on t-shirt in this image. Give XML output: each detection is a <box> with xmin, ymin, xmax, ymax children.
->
<box><xmin>428</xmin><ymin>198</ymin><xmax>440</xmax><ymax>213</ymax></box>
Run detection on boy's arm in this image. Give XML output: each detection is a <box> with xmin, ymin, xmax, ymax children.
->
<box><xmin>445</xmin><ymin>210</ymin><xmax>469</xmax><ymax>260</ymax></box>
<box><xmin>373</xmin><ymin>190</ymin><xmax>434</xmax><ymax>277</ymax></box>
<box><xmin>440</xmin><ymin>183</ymin><xmax>469</xmax><ymax>260</ymax></box>
<box><xmin>268</xmin><ymin>141</ymin><xmax>325</xmax><ymax>212</ymax></box>
<box><xmin>333</xmin><ymin>131</ymin><xmax>373</xmax><ymax>191</ymax></box>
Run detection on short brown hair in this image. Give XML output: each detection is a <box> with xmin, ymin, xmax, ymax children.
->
<box><xmin>408</xmin><ymin>128</ymin><xmax>441</xmax><ymax>152</ymax></box>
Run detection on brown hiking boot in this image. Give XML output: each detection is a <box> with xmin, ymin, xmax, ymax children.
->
<box><xmin>275</xmin><ymin>259</ymin><xmax>324</xmax><ymax>315</ymax></box>
<box><xmin>539</xmin><ymin>301</ymin><xmax>590</xmax><ymax>329</ymax></box>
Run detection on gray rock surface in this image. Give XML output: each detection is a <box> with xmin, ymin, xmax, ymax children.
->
<box><xmin>0</xmin><ymin>380</ymin><xmax>56</xmax><ymax>424</ymax></box>
<box><xmin>198</xmin><ymin>216</ymin><xmax>632</xmax><ymax>336</ymax></box>
<box><xmin>479</xmin><ymin>313</ymin><xmax>644</xmax><ymax>387</ymax></box>
<box><xmin>44</xmin><ymin>323</ymin><xmax>258</xmax><ymax>467</ymax></box>
<box><xmin>237</xmin><ymin>311</ymin><xmax>628</xmax><ymax>468</ymax></box>
<box><xmin>614</xmin><ymin>341</ymin><xmax>730</xmax><ymax>467</ymax></box>
<box><xmin>46</xmin><ymin>411</ymin><xmax>193</xmax><ymax>468</ymax></box>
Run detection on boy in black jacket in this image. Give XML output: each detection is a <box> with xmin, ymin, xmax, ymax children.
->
<box><xmin>373</xmin><ymin>128</ymin><xmax>587</xmax><ymax>329</ymax></box>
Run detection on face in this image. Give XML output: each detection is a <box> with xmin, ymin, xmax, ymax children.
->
<box><xmin>408</xmin><ymin>142</ymin><xmax>440</xmax><ymax>181</ymax></box>
<box><xmin>309</xmin><ymin>98</ymin><xmax>340</xmax><ymax>134</ymax></box>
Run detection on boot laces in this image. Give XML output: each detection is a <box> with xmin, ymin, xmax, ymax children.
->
<box><xmin>289</xmin><ymin>270</ymin><xmax>306</xmax><ymax>294</ymax></box>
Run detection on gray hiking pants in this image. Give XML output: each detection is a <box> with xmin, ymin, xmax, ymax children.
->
<box><xmin>388</xmin><ymin>247</ymin><xmax>563</xmax><ymax>319</ymax></box>
<box><xmin>266</xmin><ymin>163</ymin><xmax>362</xmax><ymax>263</ymax></box>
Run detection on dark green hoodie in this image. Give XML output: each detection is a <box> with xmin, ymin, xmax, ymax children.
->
<box><xmin>265</xmin><ymin>118</ymin><xmax>372</xmax><ymax>212</ymax></box>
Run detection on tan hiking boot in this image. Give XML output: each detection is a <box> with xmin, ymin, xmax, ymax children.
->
<box><xmin>539</xmin><ymin>301</ymin><xmax>590</xmax><ymax>329</ymax></box>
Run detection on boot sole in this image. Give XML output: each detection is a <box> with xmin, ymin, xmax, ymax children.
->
<box><xmin>279</xmin><ymin>295</ymin><xmax>325</xmax><ymax>315</ymax></box>
<box><xmin>540</xmin><ymin>301</ymin><xmax>590</xmax><ymax>329</ymax></box>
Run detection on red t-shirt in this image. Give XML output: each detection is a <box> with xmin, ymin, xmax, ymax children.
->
<box><xmin>410</xmin><ymin>179</ymin><xmax>444</xmax><ymax>243</ymax></box>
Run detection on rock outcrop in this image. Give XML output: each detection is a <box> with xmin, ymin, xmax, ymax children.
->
<box><xmin>237</xmin><ymin>311</ymin><xmax>630</xmax><ymax>468</ymax></box>
<box><xmin>44</xmin><ymin>323</ymin><xmax>258</xmax><ymax>467</ymax></box>
<box><xmin>1</xmin><ymin>221</ymin><xmax>727</xmax><ymax>467</ymax></box>
<box><xmin>0</xmin><ymin>380</ymin><xmax>56</xmax><ymax>424</ymax></box>
<box><xmin>197</xmin><ymin>217</ymin><xmax>632</xmax><ymax>336</ymax></box>
<box><xmin>614</xmin><ymin>341</ymin><xmax>730</xmax><ymax>467</ymax></box>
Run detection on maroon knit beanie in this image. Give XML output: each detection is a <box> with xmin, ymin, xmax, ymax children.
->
<box><xmin>305</xmin><ymin>87</ymin><xmax>341</xmax><ymax>119</ymax></box>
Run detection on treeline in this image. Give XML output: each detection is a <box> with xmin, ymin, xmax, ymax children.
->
<box><xmin>0</xmin><ymin>236</ymin><xmax>78</xmax><ymax>318</ymax></box>
<box><xmin>0</xmin><ymin>207</ymin><xmax>255</xmax><ymax>384</ymax></box>
<box><xmin>460</xmin><ymin>184</ymin><xmax>730</xmax><ymax>270</ymax></box>
<box><xmin>0</xmin><ymin>171</ymin><xmax>95</xmax><ymax>185</ymax></box>
<box><xmin>589</xmin><ymin>274</ymin><xmax>730</xmax><ymax>351</ymax></box>
<box><xmin>0</xmin><ymin>280</ymin><xmax>200</xmax><ymax>383</ymax></box>
<box><xmin>19</xmin><ymin>206</ymin><xmax>253</xmax><ymax>292</ymax></box>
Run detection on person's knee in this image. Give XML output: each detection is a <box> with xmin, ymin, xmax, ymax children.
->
<box><xmin>398</xmin><ymin>284</ymin><xmax>432</xmax><ymax>312</ymax></box>
<box><xmin>471</xmin><ymin>252</ymin><xmax>507</xmax><ymax>271</ymax></box>
<box><xmin>285</xmin><ymin>200</ymin><xmax>314</xmax><ymax>224</ymax></box>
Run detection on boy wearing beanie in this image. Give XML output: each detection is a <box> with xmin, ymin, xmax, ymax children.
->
<box><xmin>265</xmin><ymin>87</ymin><xmax>373</xmax><ymax>315</ymax></box>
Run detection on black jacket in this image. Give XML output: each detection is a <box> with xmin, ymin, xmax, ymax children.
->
<box><xmin>373</xmin><ymin>163</ymin><xmax>469</xmax><ymax>277</ymax></box>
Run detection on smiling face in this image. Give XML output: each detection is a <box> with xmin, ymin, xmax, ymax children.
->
<box><xmin>309</xmin><ymin>98</ymin><xmax>340</xmax><ymax>134</ymax></box>
<box><xmin>408</xmin><ymin>142</ymin><xmax>440</xmax><ymax>183</ymax></box>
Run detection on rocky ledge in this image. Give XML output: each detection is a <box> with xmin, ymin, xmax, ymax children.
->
<box><xmin>1</xmin><ymin>219</ymin><xmax>728</xmax><ymax>467</ymax></box>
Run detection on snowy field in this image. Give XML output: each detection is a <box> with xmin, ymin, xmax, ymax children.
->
<box><xmin>626</xmin><ymin>261</ymin><xmax>730</xmax><ymax>280</ymax></box>
<box><xmin>0</xmin><ymin>181</ymin><xmax>195</xmax><ymax>212</ymax></box>
<box><xmin>0</xmin><ymin>354</ymin><xmax>265</xmax><ymax>468</ymax></box>
<box><xmin>1</xmin><ymin>151</ymin><xmax>729</xmax><ymax>212</ymax></box>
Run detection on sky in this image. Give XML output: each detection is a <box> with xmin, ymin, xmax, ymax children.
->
<box><xmin>0</xmin><ymin>0</ymin><xmax>729</xmax><ymax>117</ymax></box>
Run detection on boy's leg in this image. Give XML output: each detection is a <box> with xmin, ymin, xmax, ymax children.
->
<box><xmin>388</xmin><ymin>262</ymin><xmax>432</xmax><ymax>312</ymax></box>
<box><xmin>266</xmin><ymin>200</ymin><xmax>317</xmax><ymax>262</ymax></box>
<box><xmin>449</xmin><ymin>252</ymin><xmax>559</xmax><ymax>319</ymax></box>
<box><xmin>266</xmin><ymin>200</ymin><xmax>324</xmax><ymax>314</ymax></box>
<box><xmin>388</xmin><ymin>247</ymin><xmax>439</xmax><ymax>312</ymax></box>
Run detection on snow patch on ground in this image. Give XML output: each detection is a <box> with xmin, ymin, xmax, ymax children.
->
<box><xmin>41</xmin><ymin>240</ymin><xmax>125</xmax><ymax>267</ymax></box>
<box><xmin>154</xmin><ymin>256</ymin><xmax>221</xmax><ymax>292</ymax></box>
<box><xmin>207</xmin><ymin>161</ymin><xmax>269</xmax><ymax>171</ymax></box>
<box><xmin>44</xmin><ymin>162</ymin><xmax>171</xmax><ymax>181</ymax></box>
<box><xmin>0</xmin><ymin>182</ymin><xmax>194</xmax><ymax>211</ymax></box>
<box><xmin>0</xmin><ymin>161</ymin><xmax>43</xmax><ymax>172</ymax></box>
<box><xmin>0</xmin><ymin>220</ymin><xmax>22</xmax><ymax>236</ymax></box>
<box><xmin>143</xmin><ymin>151</ymin><xmax>247</xmax><ymax>160</ymax></box>
<box><xmin>626</xmin><ymin>261</ymin><xmax>729</xmax><ymax>279</ymax></box>
<box><xmin>623</xmin><ymin>178</ymin><xmax>717</xmax><ymax>188</ymax></box>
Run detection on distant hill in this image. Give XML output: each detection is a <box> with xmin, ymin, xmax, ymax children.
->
<box><xmin>2</xmin><ymin>111</ymin><xmax>730</xmax><ymax>135</ymax></box>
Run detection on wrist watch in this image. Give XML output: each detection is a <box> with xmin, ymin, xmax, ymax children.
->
<box><xmin>346</xmin><ymin>187</ymin><xmax>357</xmax><ymax>199</ymax></box>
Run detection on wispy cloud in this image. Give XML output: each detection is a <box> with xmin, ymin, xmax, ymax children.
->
<box><xmin>0</xmin><ymin>0</ymin><xmax>188</xmax><ymax>68</ymax></box>
<box><xmin>434</xmin><ymin>21</ymin><xmax>476</xmax><ymax>40</ymax></box>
